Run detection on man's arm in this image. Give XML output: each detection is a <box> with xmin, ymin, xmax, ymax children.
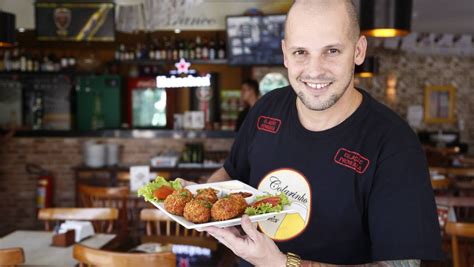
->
<box><xmin>207</xmin><ymin>167</ymin><xmax>232</xmax><ymax>183</ymax></box>
<box><xmin>304</xmin><ymin>259</ymin><xmax>420</xmax><ymax>267</ymax></box>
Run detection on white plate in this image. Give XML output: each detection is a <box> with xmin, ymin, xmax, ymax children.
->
<box><xmin>150</xmin><ymin>180</ymin><xmax>295</xmax><ymax>230</ymax></box>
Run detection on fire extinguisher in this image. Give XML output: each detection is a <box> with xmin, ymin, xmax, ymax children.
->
<box><xmin>26</xmin><ymin>163</ymin><xmax>54</xmax><ymax>209</ymax></box>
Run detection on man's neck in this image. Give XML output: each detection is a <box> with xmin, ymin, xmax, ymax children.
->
<box><xmin>295</xmin><ymin>87</ymin><xmax>362</xmax><ymax>132</ymax></box>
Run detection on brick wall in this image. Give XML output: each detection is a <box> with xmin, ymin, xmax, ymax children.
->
<box><xmin>0</xmin><ymin>137</ymin><xmax>233</xmax><ymax>236</ymax></box>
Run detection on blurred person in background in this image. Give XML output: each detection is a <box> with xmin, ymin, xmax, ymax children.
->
<box><xmin>235</xmin><ymin>79</ymin><xmax>260</xmax><ymax>132</ymax></box>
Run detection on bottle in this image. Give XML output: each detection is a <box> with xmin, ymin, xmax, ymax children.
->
<box><xmin>188</xmin><ymin>38</ymin><xmax>196</xmax><ymax>60</ymax></box>
<box><xmin>165</xmin><ymin>37</ymin><xmax>173</xmax><ymax>61</ymax></box>
<box><xmin>26</xmin><ymin>52</ymin><xmax>33</xmax><ymax>72</ymax></box>
<box><xmin>160</xmin><ymin>37</ymin><xmax>167</xmax><ymax>60</ymax></box>
<box><xmin>195</xmin><ymin>36</ymin><xmax>202</xmax><ymax>60</ymax></box>
<box><xmin>148</xmin><ymin>43</ymin><xmax>156</xmax><ymax>60</ymax></box>
<box><xmin>172</xmin><ymin>38</ymin><xmax>179</xmax><ymax>61</ymax></box>
<box><xmin>68</xmin><ymin>54</ymin><xmax>76</xmax><ymax>71</ymax></box>
<box><xmin>115</xmin><ymin>45</ymin><xmax>121</xmax><ymax>61</ymax></box>
<box><xmin>178</xmin><ymin>39</ymin><xmax>185</xmax><ymax>59</ymax></box>
<box><xmin>201</xmin><ymin>38</ymin><xmax>209</xmax><ymax>60</ymax></box>
<box><xmin>19</xmin><ymin>49</ymin><xmax>27</xmax><ymax>72</ymax></box>
<box><xmin>209</xmin><ymin>39</ymin><xmax>216</xmax><ymax>60</ymax></box>
<box><xmin>218</xmin><ymin>39</ymin><xmax>226</xmax><ymax>59</ymax></box>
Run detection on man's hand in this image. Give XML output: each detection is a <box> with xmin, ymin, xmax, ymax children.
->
<box><xmin>204</xmin><ymin>215</ymin><xmax>287</xmax><ymax>267</ymax></box>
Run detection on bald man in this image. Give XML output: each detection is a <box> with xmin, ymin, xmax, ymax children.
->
<box><xmin>201</xmin><ymin>1</ymin><xmax>443</xmax><ymax>266</ymax></box>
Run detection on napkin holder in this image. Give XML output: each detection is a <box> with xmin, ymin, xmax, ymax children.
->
<box><xmin>58</xmin><ymin>220</ymin><xmax>95</xmax><ymax>242</ymax></box>
<box><xmin>52</xmin><ymin>229</ymin><xmax>75</xmax><ymax>247</ymax></box>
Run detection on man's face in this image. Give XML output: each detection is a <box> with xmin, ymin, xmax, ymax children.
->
<box><xmin>282</xmin><ymin>1</ymin><xmax>366</xmax><ymax>111</ymax></box>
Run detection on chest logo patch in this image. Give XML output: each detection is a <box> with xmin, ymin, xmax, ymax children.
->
<box><xmin>334</xmin><ymin>148</ymin><xmax>370</xmax><ymax>174</ymax></box>
<box><xmin>257</xmin><ymin>116</ymin><xmax>281</xmax><ymax>134</ymax></box>
<box><xmin>257</xmin><ymin>169</ymin><xmax>311</xmax><ymax>241</ymax></box>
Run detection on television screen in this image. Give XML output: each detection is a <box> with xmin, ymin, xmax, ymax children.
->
<box><xmin>36</xmin><ymin>1</ymin><xmax>115</xmax><ymax>42</ymax></box>
<box><xmin>226</xmin><ymin>15</ymin><xmax>286</xmax><ymax>66</ymax></box>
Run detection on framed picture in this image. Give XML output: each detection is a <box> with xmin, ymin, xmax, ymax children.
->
<box><xmin>424</xmin><ymin>85</ymin><xmax>456</xmax><ymax>123</ymax></box>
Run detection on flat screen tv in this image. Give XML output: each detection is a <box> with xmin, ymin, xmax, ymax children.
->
<box><xmin>35</xmin><ymin>1</ymin><xmax>115</xmax><ymax>42</ymax></box>
<box><xmin>226</xmin><ymin>14</ymin><xmax>286</xmax><ymax>66</ymax></box>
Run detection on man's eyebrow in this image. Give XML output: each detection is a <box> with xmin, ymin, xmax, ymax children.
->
<box><xmin>287</xmin><ymin>43</ymin><xmax>345</xmax><ymax>50</ymax></box>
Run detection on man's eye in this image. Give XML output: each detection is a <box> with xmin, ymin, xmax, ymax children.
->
<box><xmin>328</xmin><ymin>48</ymin><xmax>340</xmax><ymax>54</ymax></box>
<box><xmin>293</xmin><ymin>50</ymin><xmax>306</xmax><ymax>56</ymax></box>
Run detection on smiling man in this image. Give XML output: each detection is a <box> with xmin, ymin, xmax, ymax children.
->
<box><xmin>202</xmin><ymin>0</ymin><xmax>444</xmax><ymax>266</ymax></box>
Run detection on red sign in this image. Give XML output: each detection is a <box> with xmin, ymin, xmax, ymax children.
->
<box><xmin>334</xmin><ymin>148</ymin><xmax>370</xmax><ymax>174</ymax></box>
<box><xmin>257</xmin><ymin>116</ymin><xmax>281</xmax><ymax>134</ymax></box>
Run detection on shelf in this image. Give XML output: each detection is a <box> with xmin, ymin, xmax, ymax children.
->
<box><xmin>74</xmin><ymin>165</ymin><xmax>221</xmax><ymax>173</ymax></box>
<box><xmin>2</xmin><ymin>129</ymin><xmax>236</xmax><ymax>139</ymax></box>
<box><xmin>112</xmin><ymin>59</ymin><xmax>228</xmax><ymax>66</ymax></box>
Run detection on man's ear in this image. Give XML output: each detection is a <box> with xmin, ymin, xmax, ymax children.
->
<box><xmin>282</xmin><ymin>39</ymin><xmax>288</xmax><ymax>68</ymax></box>
<box><xmin>354</xmin><ymin>35</ymin><xmax>367</xmax><ymax>66</ymax></box>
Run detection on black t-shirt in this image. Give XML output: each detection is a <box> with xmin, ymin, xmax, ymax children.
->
<box><xmin>224</xmin><ymin>86</ymin><xmax>444</xmax><ymax>265</ymax></box>
<box><xmin>235</xmin><ymin>107</ymin><xmax>250</xmax><ymax>132</ymax></box>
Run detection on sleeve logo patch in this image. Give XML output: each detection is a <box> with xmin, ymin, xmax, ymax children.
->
<box><xmin>257</xmin><ymin>116</ymin><xmax>282</xmax><ymax>134</ymax></box>
<box><xmin>334</xmin><ymin>148</ymin><xmax>370</xmax><ymax>174</ymax></box>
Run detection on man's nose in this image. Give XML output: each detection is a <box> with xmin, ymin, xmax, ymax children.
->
<box><xmin>305</xmin><ymin>55</ymin><xmax>327</xmax><ymax>77</ymax></box>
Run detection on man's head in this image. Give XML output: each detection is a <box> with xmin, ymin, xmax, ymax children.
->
<box><xmin>241</xmin><ymin>79</ymin><xmax>260</xmax><ymax>107</ymax></box>
<box><xmin>282</xmin><ymin>0</ymin><xmax>366</xmax><ymax>111</ymax></box>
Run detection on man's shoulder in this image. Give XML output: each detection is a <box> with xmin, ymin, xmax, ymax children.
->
<box><xmin>253</xmin><ymin>86</ymin><xmax>292</xmax><ymax>110</ymax></box>
<box><xmin>362</xmin><ymin>90</ymin><xmax>422</xmax><ymax>151</ymax></box>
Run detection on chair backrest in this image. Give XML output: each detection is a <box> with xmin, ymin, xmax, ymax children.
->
<box><xmin>436</xmin><ymin>196</ymin><xmax>474</xmax><ymax>222</ymax></box>
<box><xmin>78</xmin><ymin>185</ymin><xmax>129</xmax><ymax>232</ymax></box>
<box><xmin>139</xmin><ymin>209</ymin><xmax>218</xmax><ymax>251</ymax></box>
<box><xmin>445</xmin><ymin>222</ymin><xmax>474</xmax><ymax>267</ymax></box>
<box><xmin>0</xmin><ymin>247</ymin><xmax>24</xmax><ymax>266</ymax></box>
<box><xmin>73</xmin><ymin>244</ymin><xmax>176</xmax><ymax>267</ymax></box>
<box><xmin>38</xmin><ymin>208</ymin><xmax>118</xmax><ymax>233</ymax></box>
<box><xmin>140</xmin><ymin>208</ymin><xmax>204</xmax><ymax>237</ymax></box>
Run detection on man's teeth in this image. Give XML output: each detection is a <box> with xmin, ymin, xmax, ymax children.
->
<box><xmin>306</xmin><ymin>82</ymin><xmax>330</xmax><ymax>89</ymax></box>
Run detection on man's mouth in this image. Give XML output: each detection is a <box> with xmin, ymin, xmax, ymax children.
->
<box><xmin>303</xmin><ymin>81</ymin><xmax>332</xmax><ymax>89</ymax></box>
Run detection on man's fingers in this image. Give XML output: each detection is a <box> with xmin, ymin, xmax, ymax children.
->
<box><xmin>240</xmin><ymin>215</ymin><xmax>259</xmax><ymax>242</ymax></box>
<box><xmin>204</xmin><ymin>226</ymin><xmax>244</xmax><ymax>246</ymax></box>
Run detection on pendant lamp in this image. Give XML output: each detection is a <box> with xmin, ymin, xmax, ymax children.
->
<box><xmin>355</xmin><ymin>56</ymin><xmax>378</xmax><ymax>78</ymax></box>
<box><xmin>360</xmin><ymin>0</ymin><xmax>412</xmax><ymax>38</ymax></box>
<box><xmin>0</xmin><ymin>10</ymin><xmax>16</xmax><ymax>47</ymax></box>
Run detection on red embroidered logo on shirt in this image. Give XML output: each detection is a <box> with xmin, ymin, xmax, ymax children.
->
<box><xmin>257</xmin><ymin>116</ymin><xmax>281</xmax><ymax>134</ymax></box>
<box><xmin>334</xmin><ymin>148</ymin><xmax>370</xmax><ymax>174</ymax></box>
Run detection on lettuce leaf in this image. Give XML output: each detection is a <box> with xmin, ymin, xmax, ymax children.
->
<box><xmin>137</xmin><ymin>176</ymin><xmax>182</xmax><ymax>203</ymax></box>
<box><xmin>244</xmin><ymin>193</ymin><xmax>290</xmax><ymax>215</ymax></box>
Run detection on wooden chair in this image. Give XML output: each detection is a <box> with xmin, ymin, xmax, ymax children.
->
<box><xmin>78</xmin><ymin>185</ymin><xmax>129</xmax><ymax>233</ymax></box>
<box><xmin>431</xmin><ymin>178</ymin><xmax>451</xmax><ymax>190</ymax></box>
<box><xmin>38</xmin><ymin>208</ymin><xmax>118</xmax><ymax>233</ymax></box>
<box><xmin>0</xmin><ymin>247</ymin><xmax>24</xmax><ymax>267</ymax></box>
<box><xmin>436</xmin><ymin>196</ymin><xmax>474</xmax><ymax>224</ymax></box>
<box><xmin>445</xmin><ymin>222</ymin><xmax>474</xmax><ymax>267</ymax></box>
<box><xmin>73</xmin><ymin>244</ymin><xmax>176</xmax><ymax>267</ymax></box>
<box><xmin>139</xmin><ymin>209</ymin><xmax>218</xmax><ymax>251</ymax></box>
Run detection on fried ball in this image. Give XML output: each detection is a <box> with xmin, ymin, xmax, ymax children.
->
<box><xmin>173</xmin><ymin>188</ymin><xmax>193</xmax><ymax>199</ymax></box>
<box><xmin>211</xmin><ymin>197</ymin><xmax>244</xmax><ymax>221</ymax></box>
<box><xmin>229</xmin><ymin>194</ymin><xmax>248</xmax><ymax>214</ymax></box>
<box><xmin>164</xmin><ymin>189</ymin><xmax>193</xmax><ymax>216</ymax></box>
<box><xmin>195</xmin><ymin>188</ymin><xmax>218</xmax><ymax>204</ymax></box>
<box><xmin>183</xmin><ymin>199</ymin><xmax>212</xmax><ymax>223</ymax></box>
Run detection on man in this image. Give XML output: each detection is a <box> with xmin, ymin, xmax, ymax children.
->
<box><xmin>235</xmin><ymin>79</ymin><xmax>260</xmax><ymax>132</ymax></box>
<box><xmin>193</xmin><ymin>0</ymin><xmax>443</xmax><ymax>266</ymax></box>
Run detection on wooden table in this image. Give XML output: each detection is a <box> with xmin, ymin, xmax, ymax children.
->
<box><xmin>0</xmin><ymin>230</ymin><xmax>115</xmax><ymax>266</ymax></box>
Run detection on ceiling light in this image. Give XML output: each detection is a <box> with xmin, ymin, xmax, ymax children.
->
<box><xmin>360</xmin><ymin>0</ymin><xmax>413</xmax><ymax>38</ymax></box>
<box><xmin>355</xmin><ymin>56</ymin><xmax>379</xmax><ymax>78</ymax></box>
<box><xmin>0</xmin><ymin>10</ymin><xmax>16</xmax><ymax>47</ymax></box>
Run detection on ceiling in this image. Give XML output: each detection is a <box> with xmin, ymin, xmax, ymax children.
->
<box><xmin>0</xmin><ymin>0</ymin><xmax>473</xmax><ymax>34</ymax></box>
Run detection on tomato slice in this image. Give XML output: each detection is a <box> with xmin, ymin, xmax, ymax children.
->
<box><xmin>251</xmin><ymin>196</ymin><xmax>280</xmax><ymax>208</ymax></box>
<box><xmin>153</xmin><ymin>186</ymin><xmax>175</xmax><ymax>200</ymax></box>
